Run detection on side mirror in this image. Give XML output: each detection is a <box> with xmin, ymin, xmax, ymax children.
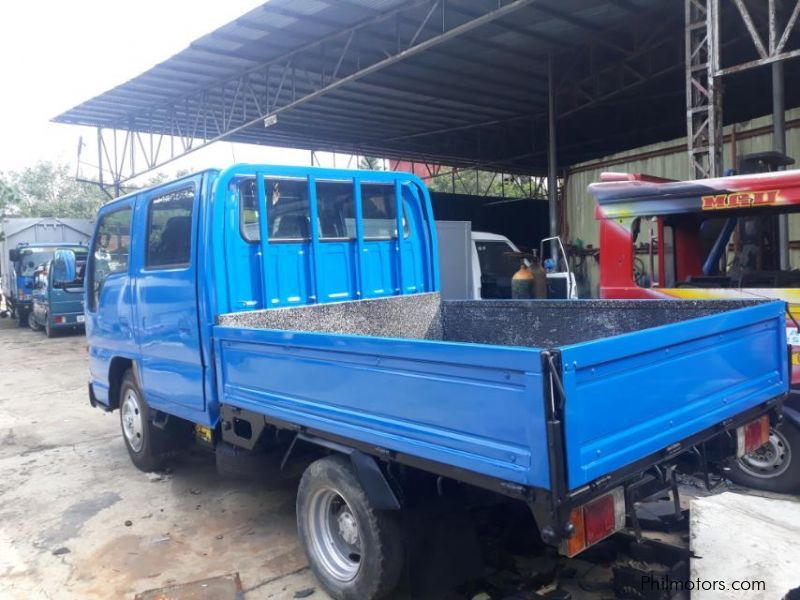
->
<box><xmin>52</xmin><ymin>250</ymin><xmax>77</xmax><ymax>285</ymax></box>
<box><xmin>9</xmin><ymin>249</ymin><xmax>20</xmax><ymax>262</ymax></box>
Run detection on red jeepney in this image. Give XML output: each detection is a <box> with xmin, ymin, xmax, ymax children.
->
<box><xmin>590</xmin><ymin>169</ymin><xmax>800</xmax><ymax>493</ymax></box>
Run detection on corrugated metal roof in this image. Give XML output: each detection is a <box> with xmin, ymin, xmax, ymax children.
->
<box><xmin>54</xmin><ymin>0</ymin><xmax>691</xmax><ymax>174</ymax></box>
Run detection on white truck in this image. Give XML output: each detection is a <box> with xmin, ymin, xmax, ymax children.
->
<box><xmin>435</xmin><ymin>220</ymin><xmax>576</xmax><ymax>300</ymax></box>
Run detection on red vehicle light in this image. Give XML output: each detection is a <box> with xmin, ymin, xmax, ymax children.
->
<box><xmin>737</xmin><ymin>415</ymin><xmax>770</xmax><ymax>458</ymax></box>
<box><xmin>54</xmin><ymin>316</ymin><xmax>65</xmax><ymax>324</ymax></box>
<box><xmin>562</xmin><ymin>486</ymin><xmax>625</xmax><ymax>557</ymax></box>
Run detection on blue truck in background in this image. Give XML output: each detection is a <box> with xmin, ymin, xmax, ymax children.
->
<box><xmin>4</xmin><ymin>241</ymin><xmax>88</xmax><ymax>329</ymax></box>
<box><xmin>28</xmin><ymin>250</ymin><xmax>88</xmax><ymax>337</ymax></box>
<box><xmin>0</xmin><ymin>217</ymin><xmax>92</xmax><ymax>327</ymax></box>
<box><xmin>72</xmin><ymin>164</ymin><xmax>788</xmax><ymax>600</ymax></box>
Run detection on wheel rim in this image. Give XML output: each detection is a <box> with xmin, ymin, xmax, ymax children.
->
<box><xmin>121</xmin><ymin>389</ymin><xmax>144</xmax><ymax>453</ymax></box>
<box><xmin>307</xmin><ymin>488</ymin><xmax>362</xmax><ymax>582</ymax></box>
<box><xmin>738</xmin><ymin>429</ymin><xmax>792</xmax><ymax>479</ymax></box>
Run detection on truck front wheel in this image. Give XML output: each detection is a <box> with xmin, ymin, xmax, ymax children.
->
<box><xmin>27</xmin><ymin>311</ymin><xmax>42</xmax><ymax>332</ymax></box>
<box><xmin>119</xmin><ymin>370</ymin><xmax>163</xmax><ymax>472</ymax></box>
<box><xmin>728</xmin><ymin>422</ymin><xmax>800</xmax><ymax>493</ymax></box>
<box><xmin>297</xmin><ymin>455</ymin><xmax>404</xmax><ymax>600</ymax></box>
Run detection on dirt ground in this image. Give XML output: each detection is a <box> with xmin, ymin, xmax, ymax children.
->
<box><xmin>0</xmin><ymin>317</ymin><xmax>328</xmax><ymax>600</ymax></box>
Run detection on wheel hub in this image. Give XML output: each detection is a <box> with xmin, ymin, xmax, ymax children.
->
<box><xmin>308</xmin><ymin>488</ymin><xmax>362</xmax><ymax>582</ymax></box>
<box><xmin>121</xmin><ymin>390</ymin><xmax>144</xmax><ymax>453</ymax></box>
<box><xmin>337</xmin><ymin>510</ymin><xmax>359</xmax><ymax>546</ymax></box>
<box><xmin>738</xmin><ymin>430</ymin><xmax>791</xmax><ymax>478</ymax></box>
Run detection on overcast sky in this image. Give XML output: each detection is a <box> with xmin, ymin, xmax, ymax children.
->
<box><xmin>0</xmin><ymin>0</ymin><xmax>323</xmax><ymax>182</ymax></box>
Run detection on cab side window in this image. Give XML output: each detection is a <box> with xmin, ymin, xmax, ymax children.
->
<box><xmin>239</xmin><ymin>178</ymin><xmax>310</xmax><ymax>242</ymax></box>
<box><xmin>317</xmin><ymin>181</ymin><xmax>356</xmax><ymax>239</ymax></box>
<box><xmin>146</xmin><ymin>187</ymin><xmax>195</xmax><ymax>268</ymax></box>
<box><xmin>89</xmin><ymin>207</ymin><xmax>132</xmax><ymax>310</ymax></box>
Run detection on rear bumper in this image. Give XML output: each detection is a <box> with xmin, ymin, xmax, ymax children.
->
<box><xmin>49</xmin><ymin>312</ymin><xmax>85</xmax><ymax>328</ymax></box>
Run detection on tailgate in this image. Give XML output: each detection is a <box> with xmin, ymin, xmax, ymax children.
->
<box><xmin>559</xmin><ymin>301</ymin><xmax>788</xmax><ymax>490</ymax></box>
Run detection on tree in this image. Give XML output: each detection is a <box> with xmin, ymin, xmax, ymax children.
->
<box><xmin>358</xmin><ymin>156</ymin><xmax>383</xmax><ymax>170</ymax></box>
<box><xmin>1</xmin><ymin>162</ymin><xmax>108</xmax><ymax>219</ymax></box>
<box><xmin>0</xmin><ymin>179</ymin><xmax>21</xmax><ymax>214</ymax></box>
<box><xmin>0</xmin><ymin>163</ymin><xmax>199</xmax><ymax>221</ymax></box>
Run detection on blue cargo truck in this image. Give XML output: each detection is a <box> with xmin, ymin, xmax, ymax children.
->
<box><xmin>74</xmin><ymin>165</ymin><xmax>788</xmax><ymax>600</ymax></box>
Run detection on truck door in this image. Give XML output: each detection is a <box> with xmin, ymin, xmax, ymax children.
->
<box><xmin>133</xmin><ymin>177</ymin><xmax>204</xmax><ymax>416</ymax></box>
<box><xmin>86</xmin><ymin>204</ymin><xmax>136</xmax><ymax>404</ymax></box>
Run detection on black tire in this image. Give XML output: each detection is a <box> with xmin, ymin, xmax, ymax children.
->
<box><xmin>727</xmin><ymin>422</ymin><xmax>800</xmax><ymax>494</ymax></box>
<box><xmin>45</xmin><ymin>319</ymin><xmax>56</xmax><ymax>338</ymax></box>
<box><xmin>17</xmin><ymin>308</ymin><xmax>29</xmax><ymax>328</ymax></box>
<box><xmin>119</xmin><ymin>370</ymin><xmax>164</xmax><ymax>472</ymax></box>
<box><xmin>27</xmin><ymin>311</ymin><xmax>43</xmax><ymax>332</ymax></box>
<box><xmin>297</xmin><ymin>455</ymin><xmax>404</xmax><ymax>600</ymax></box>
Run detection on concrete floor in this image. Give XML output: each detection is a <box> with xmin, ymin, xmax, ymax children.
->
<box><xmin>0</xmin><ymin>318</ymin><xmax>326</xmax><ymax>600</ymax></box>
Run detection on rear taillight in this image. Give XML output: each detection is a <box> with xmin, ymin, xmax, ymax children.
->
<box><xmin>562</xmin><ymin>487</ymin><xmax>625</xmax><ymax>557</ymax></box>
<box><xmin>736</xmin><ymin>415</ymin><xmax>770</xmax><ymax>458</ymax></box>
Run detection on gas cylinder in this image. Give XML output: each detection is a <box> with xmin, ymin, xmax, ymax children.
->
<box><xmin>531</xmin><ymin>252</ymin><xmax>548</xmax><ymax>299</ymax></box>
<box><xmin>511</xmin><ymin>261</ymin><xmax>534</xmax><ymax>299</ymax></box>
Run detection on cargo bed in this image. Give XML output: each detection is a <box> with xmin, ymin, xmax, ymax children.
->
<box><xmin>214</xmin><ymin>295</ymin><xmax>788</xmax><ymax>491</ymax></box>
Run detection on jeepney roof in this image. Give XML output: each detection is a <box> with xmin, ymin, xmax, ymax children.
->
<box><xmin>589</xmin><ymin>169</ymin><xmax>800</xmax><ymax>220</ymax></box>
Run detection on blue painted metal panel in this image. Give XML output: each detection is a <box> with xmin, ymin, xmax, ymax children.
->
<box><xmin>213</xmin><ymin>326</ymin><xmax>550</xmax><ymax>489</ymax></box>
<box><xmin>85</xmin><ymin>201</ymin><xmax>137</xmax><ymax>406</ymax></box>
<box><xmin>133</xmin><ymin>175</ymin><xmax>206</xmax><ymax>415</ymax></box>
<box><xmin>559</xmin><ymin>301</ymin><xmax>789</xmax><ymax>489</ymax></box>
<box><xmin>209</xmin><ymin>164</ymin><xmax>439</xmax><ymax>315</ymax></box>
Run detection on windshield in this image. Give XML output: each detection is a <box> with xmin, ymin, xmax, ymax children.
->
<box><xmin>18</xmin><ymin>250</ymin><xmax>54</xmax><ymax>276</ymax></box>
<box><xmin>698</xmin><ymin>214</ymin><xmax>800</xmax><ymax>288</ymax></box>
<box><xmin>17</xmin><ymin>247</ymin><xmax>87</xmax><ymax>286</ymax></box>
<box><xmin>475</xmin><ymin>240</ymin><xmax>520</xmax><ymax>299</ymax></box>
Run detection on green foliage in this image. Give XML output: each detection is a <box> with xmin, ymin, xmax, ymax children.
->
<box><xmin>426</xmin><ymin>169</ymin><xmax>537</xmax><ymax>198</ymax></box>
<box><xmin>0</xmin><ymin>179</ymin><xmax>22</xmax><ymax>214</ymax></box>
<box><xmin>0</xmin><ymin>163</ymin><xmax>196</xmax><ymax>220</ymax></box>
<box><xmin>0</xmin><ymin>162</ymin><xmax>107</xmax><ymax>219</ymax></box>
<box><xmin>358</xmin><ymin>156</ymin><xmax>383</xmax><ymax>170</ymax></box>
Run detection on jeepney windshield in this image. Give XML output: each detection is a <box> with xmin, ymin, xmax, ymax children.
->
<box><xmin>632</xmin><ymin>209</ymin><xmax>800</xmax><ymax>289</ymax></box>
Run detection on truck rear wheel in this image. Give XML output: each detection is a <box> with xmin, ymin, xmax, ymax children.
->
<box><xmin>728</xmin><ymin>422</ymin><xmax>800</xmax><ymax>494</ymax></box>
<box><xmin>297</xmin><ymin>455</ymin><xmax>404</xmax><ymax>600</ymax></box>
<box><xmin>119</xmin><ymin>370</ymin><xmax>164</xmax><ymax>472</ymax></box>
<box><xmin>27</xmin><ymin>311</ymin><xmax>42</xmax><ymax>332</ymax></box>
<box><xmin>17</xmin><ymin>308</ymin><xmax>29</xmax><ymax>328</ymax></box>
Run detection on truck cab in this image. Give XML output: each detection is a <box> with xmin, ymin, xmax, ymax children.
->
<box><xmin>84</xmin><ymin>165</ymin><xmax>436</xmax><ymax>426</ymax></box>
<box><xmin>29</xmin><ymin>250</ymin><xmax>87</xmax><ymax>337</ymax></box>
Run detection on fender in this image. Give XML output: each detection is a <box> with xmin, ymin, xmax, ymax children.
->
<box><xmin>284</xmin><ymin>432</ymin><xmax>401</xmax><ymax>510</ymax></box>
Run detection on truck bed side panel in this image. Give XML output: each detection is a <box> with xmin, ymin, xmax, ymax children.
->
<box><xmin>560</xmin><ymin>301</ymin><xmax>788</xmax><ymax>489</ymax></box>
<box><xmin>214</xmin><ymin>327</ymin><xmax>550</xmax><ymax>488</ymax></box>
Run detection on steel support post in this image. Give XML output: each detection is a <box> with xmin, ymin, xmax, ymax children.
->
<box><xmin>547</xmin><ymin>54</ymin><xmax>559</xmax><ymax>259</ymax></box>
<box><xmin>774</xmin><ymin>43</ymin><xmax>791</xmax><ymax>269</ymax></box>
<box><xmin>685</xmin><ymin>0</ymin><xmax>722</xmax><ymax>179</ymax></box>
